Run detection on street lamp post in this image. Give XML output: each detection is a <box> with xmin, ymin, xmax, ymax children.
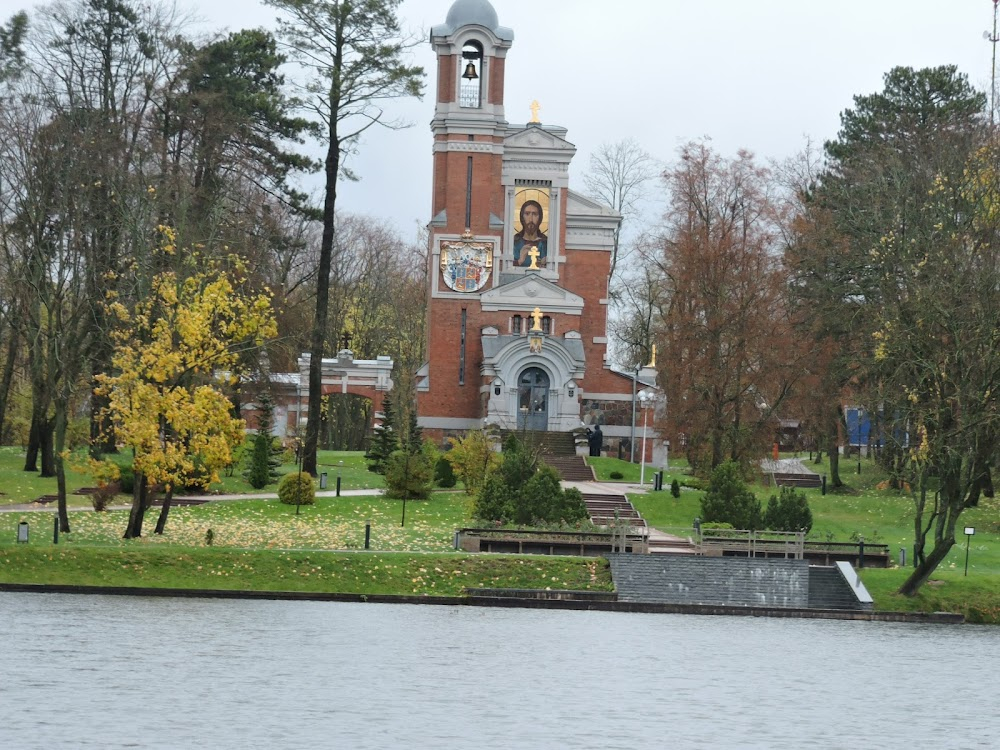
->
<box><xmin>520</xmin><ymin>405</ymin><xmax>528</xmax><ymax>442</ymax></box>
<box><xmin>296</xmin><ymin>417</ymin><xmax>307</xmax><ymax>516</ymax></box>
<box><xmin>638</xmin><ymin>390</ymin><xmax>652</xmax><ymax>486</ymax></box>
<box><xmin>965</xmin><ymin>527</ymin><xmax>976</xmax><ymax>576</ymax></box>
<box><xmin>630</xmin><ymin>364</ymin><xmax>639</xmax><ymax>462</ymax></box>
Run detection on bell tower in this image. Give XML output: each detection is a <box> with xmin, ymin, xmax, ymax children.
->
<box><xmin>428</xmin><ymin>0</ymin><xmax>513</xmax><ymax>236</ymax></box>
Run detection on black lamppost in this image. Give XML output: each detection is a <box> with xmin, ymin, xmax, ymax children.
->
<box><xmin>965</xmin><ymin>527</ymin><xmax>976</xmax><ymax>576</ymax></box>
<box><xmin>630</xmin><ymin>364</ymin><xmax>639</xmax><ymax>462</ymax></box>
<box><xmin>856</xmin><ymin>408</ymin><xmax>862</xmax><ymax>475</ymax></box>
<box><xmin>296</xmin><ymin>417</ymin><xmax>307</xmax><ymax>515</ymax></box>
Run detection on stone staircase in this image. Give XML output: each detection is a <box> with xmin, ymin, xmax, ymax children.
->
<box><xmin>500</xmin><ymin>430</ymin><xmax>576</xmax><ymax>457</ymax></box>
<box><xmin>582</xmin><ymin>492</ymin><xmax>645</xmax><ymax>528</ymax></box>
<box><xmin>772</xmin><ymin>472</ymin><xmax>822</xmax><ymax>489</ymax></box>
<box><xmin>807</xmin><ymin>566</ymin><xmax>870</xmax><ymax>611</ymax></box>
<box><xmin>547</xmin><ymin>455</ymin><xmax>595</xmax><ymax>481</ymax></box>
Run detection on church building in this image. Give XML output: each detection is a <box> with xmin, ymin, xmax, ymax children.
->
<box><xmin>416</xmin><ymin>0</ymin><xmax>658</xmax><ymax>454</ymax></box>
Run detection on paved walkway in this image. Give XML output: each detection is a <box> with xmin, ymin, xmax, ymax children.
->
<box><xmin>560</xmin><ymin>480</ymin><xmax>650</xmax><ymax>495</ymax></box>
<box><xmin>3</xmin><ymin>481</ymin><xmax>648</xmax><ymax>514</ymax></box>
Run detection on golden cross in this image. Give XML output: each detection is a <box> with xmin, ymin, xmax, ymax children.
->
<box><xmin>529</xmin><ymin>100</ymin><xmax>541</xmax><ymax>123</ymax></box>
<box><xmin>527</xmin><ymin>245</ymin><xmax>540</xmax><ymax>269</ymax></box>
<box><xmin>647</xmin><ymin>344</ymin><xmax>657</xmax><ymax>368</ymax></box>
<box><xmin>530</xmin><ymin>306</ymin><xmax>543</xmax><ymax>331</ymax></box>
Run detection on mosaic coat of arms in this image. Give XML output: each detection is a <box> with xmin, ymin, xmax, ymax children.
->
<box><xmin>440</xmin><ymin>230</ymin><xmax>494</xmax><ymax>293</ymax></box>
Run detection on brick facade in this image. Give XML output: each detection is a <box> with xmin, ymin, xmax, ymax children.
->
<box><xmin>419</xmin><ymin>2</ymin><xmax>647</xmax><ymax>437</ymax></box>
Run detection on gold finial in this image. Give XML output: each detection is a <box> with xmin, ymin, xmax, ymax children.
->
<box><xmin>530</xmin><ymin>307</ymin><xmax>543</xmax><ymax>331</ymax></box>
<box><xmin>647</xmin><ymin>344</ymin><xmax>657</xmax><ymax>368</ymax></box>
<box><xmin>529</xmin><ymin>100</ymin><xmax>541</xmax><ymax>124</ymax></box>
<box><xmin>527</xmin><ymin>245</ymin><xmax>540</xmax><ymax>269</ymax></box>
<box><xmin>461</xmin><ymin>227</ymin><xmax>474</xmax><ymax>241</ymax></box>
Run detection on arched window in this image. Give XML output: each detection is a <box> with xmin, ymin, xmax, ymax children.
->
<box><xmin>511</xmin><ymin>315</ymin><xmax>522</xmax><ymax>334</ymax></box>
<box><xmin>541</xmin><ymin>316</ymin><xmax>552</xmax><ymax>334</ymax></box>
<box><xmin>459</xmin><ymin>41</ymin><xmax>483</xmax><ymax>108</ymax></box>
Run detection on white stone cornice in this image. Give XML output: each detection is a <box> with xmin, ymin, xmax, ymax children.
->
<box><xmin>433</xmin><ymin>141</ymin><xmax>504</xmax><ymax>154</ymax></box>
<box><xmin>479</xmin><ymin>274</ymin><xmax>584</xmax><ymax>315</ymax></box>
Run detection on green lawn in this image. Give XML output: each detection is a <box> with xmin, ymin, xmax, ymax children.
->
<box><xmin>0</xmin><ymin>546</ymin><xmax>613</xmax><ymax>596</ymax></box>
<box><xmin>4</xmin><ymin>445</ymin><xmax>1000</xmax><ymax>619</ymax></box>
<box><xmin>0</xmin><ymin>447</ymin><xmax>385</xmax><ymax>506</ymax></box>
<box><xmin>0</xmin><ymin>492</ymin><xmax>471</xmax><ymax>552</ymax></box>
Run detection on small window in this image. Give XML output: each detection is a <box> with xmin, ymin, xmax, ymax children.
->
<box><xmin>459</xmin><ymin>41</ymin><xmax>483</xmax><ymax>108</ymax></box>
<box><xmin>541</xmin><ymin>316</ymin><xmax>552</xmax><ymax>334</ymax></box>
<box><xmin>512</xmin><ymin>315</ymin><xmax>522</xmax><ymax>334</ymax></box>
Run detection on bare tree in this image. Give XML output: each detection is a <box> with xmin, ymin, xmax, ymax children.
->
<box><xmin>583</xmin><ymin>138</ymin><xmax>656</xmax><ymax>285</ymax></box>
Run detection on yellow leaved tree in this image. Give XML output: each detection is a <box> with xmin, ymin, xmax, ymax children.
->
<box><xmin>96</xmin><ymin>241</ymin><xmax>277</xmax><ymax>539</ymax></box>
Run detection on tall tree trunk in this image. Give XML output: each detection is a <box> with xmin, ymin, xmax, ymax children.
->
<box><xmin>828</xmin><ymin>402</ymin><xmax>843</xmax><ymax>488</ymax></box>
<box><xmin>54</xmin><ymin>392</ymin><xmax>71</xmax><ymax>533</ymax></box>
<box><xmin>0</xmin><ymin>331</ymin><xmax>18</xmax><ymax>441</ymax></box>
<box><xmin>304</xmin><ymin>127</ymin><xmax>341</xmax><ymax>476</ymax></box>
<box><xmin>898</xmin><ymin>536</ymin><xmax>954</xmax><ymax>596</ymax></box>
<box><xmin>124</xmin><ymin>472</ymin><xmax>148</xmax><ymax>539</ymax></box>
<box><xmin>39</xmin><ymin>419</ymin><xmax>55</xmax><ymax>477</ymax></box>
<box><xmin>154</xmin><ymin>486</ymin><xmax>174</xmax><ymax>535</ymax></box>
<box><xmin>24</xmin><ymin>416</ymin><xmax>40</xmax><ymax>472</ymax></box>
<box><xmin>827</xmin><ymin>435</ymin><xmax>841</xmax><ymax>488</ymax></box>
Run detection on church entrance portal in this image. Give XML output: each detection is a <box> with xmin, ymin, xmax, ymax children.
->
<box><xmin>517</xmin><ymin>367</ymin><xmax>549</xmax><ymax>431</ymax></box>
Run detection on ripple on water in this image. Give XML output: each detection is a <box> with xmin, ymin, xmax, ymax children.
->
<box><xmin>0</xmin><ymin>594</ymin><xmax>997</xmax><ymax>749</ymax></box>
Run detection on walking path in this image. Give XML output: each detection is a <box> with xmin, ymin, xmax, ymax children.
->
<box><xmin>3</xmin><ymin>480</ymin><xmax>658</xmax><ymax>514</ymax></box>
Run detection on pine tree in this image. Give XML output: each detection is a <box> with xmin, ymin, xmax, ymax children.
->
<box><xmin>366</xmin><ymin>392</ymin><xmax>399</xmax><ymax>474</ymax></box>
<box><xmin>405</xmin><ymin>405</ymin><xmax>422</xmax><ymax>455</ymax></box>
<box><xmin>244</xmin><ymin>392</ymin><xmax>282</xmax><ymax>489</ymax></box>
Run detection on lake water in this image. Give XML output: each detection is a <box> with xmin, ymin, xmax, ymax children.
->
<box><xmin>0</xmin><ymin>593</ymin><xmax>996</xmax><ymax>749</ymax></box>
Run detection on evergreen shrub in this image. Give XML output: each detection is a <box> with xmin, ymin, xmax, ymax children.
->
<box><xmin>278</xmin><ymin>472</ymin><xmax>315</xmax><ymax>506</ymax></box>
<box><xmin>700</xmin><ymin>460</ymin><xmax>762</xmax><ymax>530</ymax></box>
<box><xmin>764</xmin><ymin>486</ymin><xmax>814</xmax><ymax>532</ymax></box>
<box><xmin>434</xmin><ymin>455</ymin><xmax>457</xmax><ymax>488</ymax></box>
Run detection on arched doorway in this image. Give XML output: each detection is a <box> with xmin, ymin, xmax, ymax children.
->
<box><xmin>518</xmin><ymin>367</ymin><xmax>550</xmax><ymax>431</ymax></box>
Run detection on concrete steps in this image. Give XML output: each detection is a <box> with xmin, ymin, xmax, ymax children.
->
<box><xmin>582</xmin><ymin>492</ymin><xmax>646</xmax><ymax>528</ymax></box>
<box><xmin>647</xmin><ymin>528</ymin><xmax>699</xmax><ymax>555</ymax></box>
<box><xmin>807</xmin><ymin>566</ymin><xmax>869</xmax><ymax>611</ymax></box>
<box><xmin>499</xmin><ymin>430</ymin><xmax>577</xmax><ymax>457</ymax></box>
<box><xmin>547</xmin><ymin>455</ymin><xmax>595</xmax><ymax>481</ymax></box>
<box><xmin>772</xmin><ymin>472</ymin><xmax>822</xmax><ymax>489</ymax></box>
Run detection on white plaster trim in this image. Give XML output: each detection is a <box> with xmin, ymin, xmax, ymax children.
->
<box><xmin>433</xmin><ymin>141</ymin><xmax>504</xmax><ymax>154</ymax></box>
<box><xmin>583</xmin><ymin>393</ymin><xmax>637</xmax><ymax>401</ymax></box>
<box><xmin>593</xmin><ymin>336</ymin><xmax>608</xmax><ymax>344</ymax></box>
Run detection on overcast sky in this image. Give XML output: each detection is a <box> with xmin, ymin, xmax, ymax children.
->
<box><xmin>5</xmin><ymin>0</ymin><xmax>998</xmax><ymax>240</ymax></box>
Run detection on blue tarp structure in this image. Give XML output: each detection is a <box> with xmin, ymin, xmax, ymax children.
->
<box><xmin>844</xmin><ymin>406</ymin><xmax>870</xmax><ymax>447</ymax></box>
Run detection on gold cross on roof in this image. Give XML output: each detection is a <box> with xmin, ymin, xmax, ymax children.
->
<box><xmin>529</xmin><ymin>100</ymin><xmax>541</xmax><ymax>124</ymax></box>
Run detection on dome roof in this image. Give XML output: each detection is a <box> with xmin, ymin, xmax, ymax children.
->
<box><xmin>446</xmin><ymin>0</ymin><xmax>498</xmax><ymax>30</ymax></box>
<box><xmin>432</xmin><ymin>0</ymin><xmax>514</xmax><ymax>42</ymax></box>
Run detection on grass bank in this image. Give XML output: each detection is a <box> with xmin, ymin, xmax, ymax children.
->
<box><xmin>0</xmin><ymin>493</ymin><xmax>470</xmax><ymax>552</ymax></box>
<box><xmin>0</xmin><ymin>546</ymin><xmax>612</xmax><ymax>596</ymax></box>
<box><xmin>0</xmin><ymin>447</ymin><xmax>386</xmax><ymax>507</ymax></box>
